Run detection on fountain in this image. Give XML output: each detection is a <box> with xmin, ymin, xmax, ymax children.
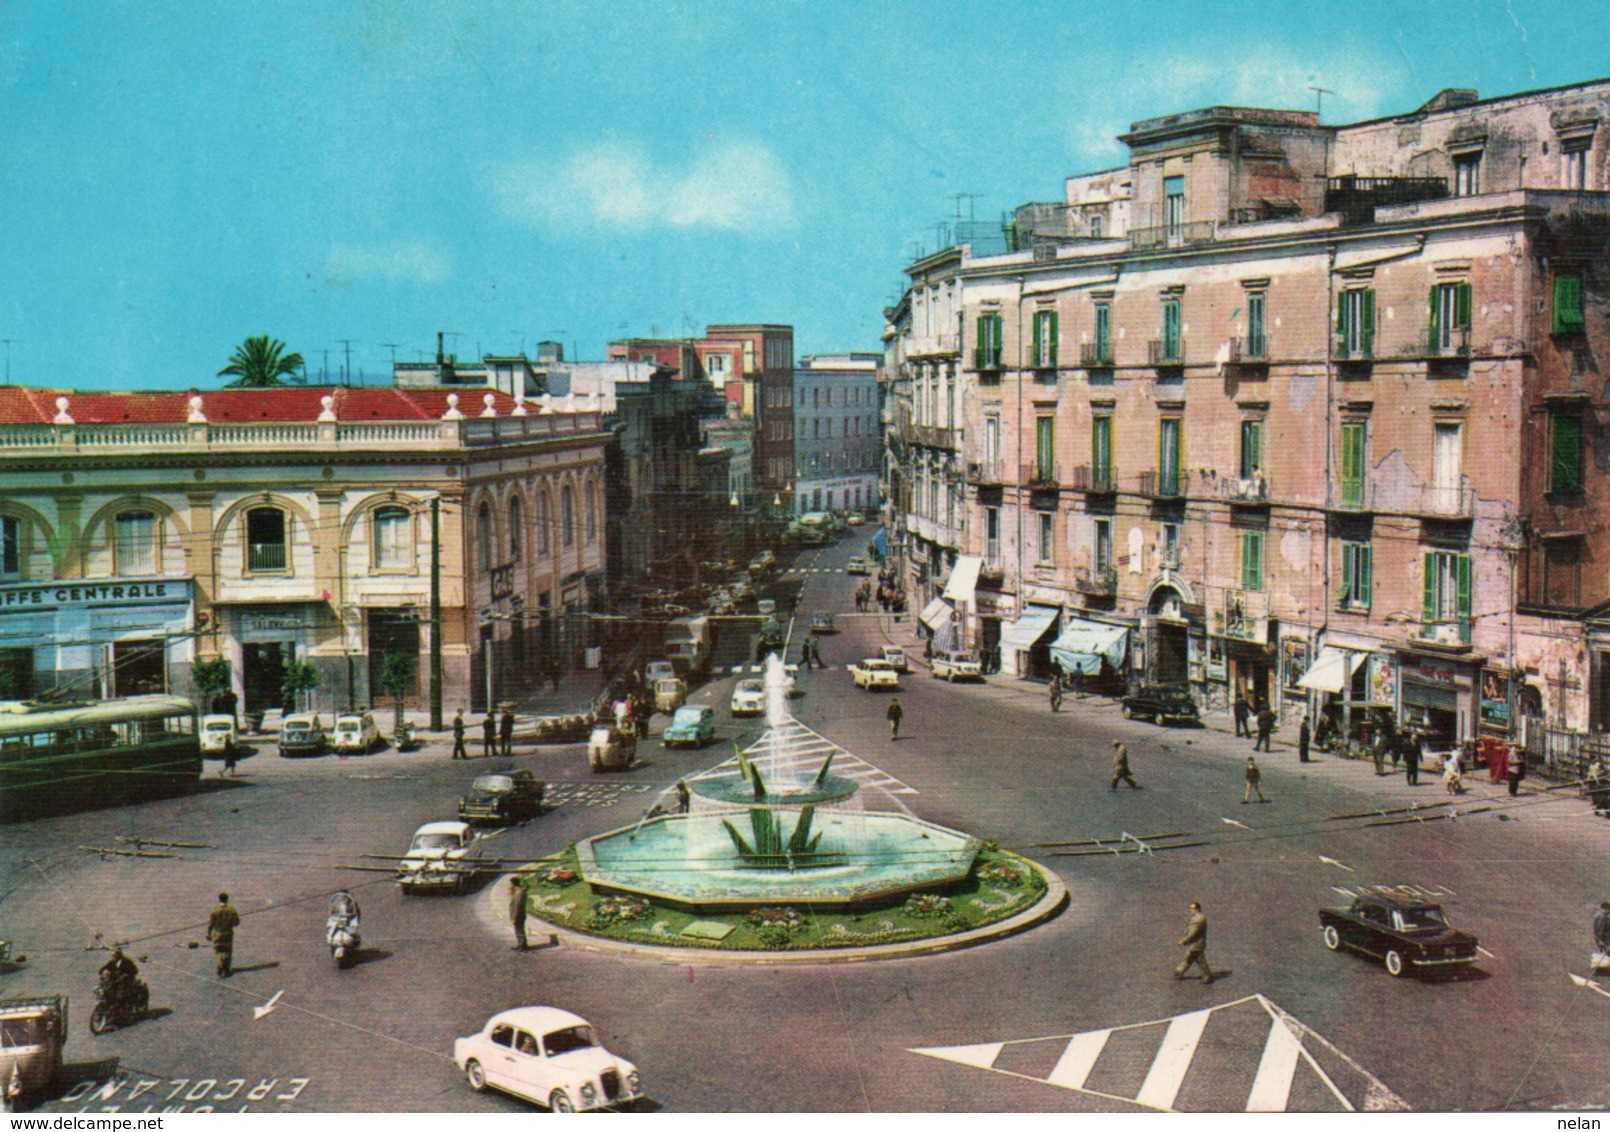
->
<box><xmin>574</xmin><ymin>653</ymin><xmax>983</xmax><ymax>912</ymax></box>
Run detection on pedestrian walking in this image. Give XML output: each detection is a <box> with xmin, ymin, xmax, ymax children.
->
<box><xmin>451</xmin><ymin>708</ymin><xmax>468</xmax><ymax>759</ymax></box>
<box><xmin>1594</xmin><ymin>901</ymin><xmax>1610</xmax><ymax>962</ymax></box>
<box><xmin>1253</xmin><ymin>703</ymin><xmax>1275</xmax><ymax>751</ymax></box>
<box><xmin>1370</xmin><ymin>727</ymin><xmax>1387</xmax><ymax>775</ymax></box>
<box><xmin>499</xmin><ymin>708</ymin><xmax>515</xmax><ymax>759</ymax></box>
<box><xmin>1173</xmin><ymin>901</ymin><xmax>1215</xmax><ymax>983</ymax></box>
<box><xmin>1506</xmin><ymin>744</ymin><xmax>1527</xmax><ymax>796</ymax></box>
<box><xmin>1111</xmin><ymin>740</ymin><xmax>1141</xmax><ymax>790</ymax></box>
<box><xmin>1242</xmin><ymin>755</ymin><xmax>1267</xmax><ymax>803</ymax></box>
<box><xmin>675</xmin><ymin>779</ymin><xmax>690</xmax><ymax>814</ymax></box>
<box><xmin>887</xmin><ymin>696</ymin><xmax>904</xmax><ymax>740</ymax></box>
<box><xmin>548</xmin><ymin>664</ymin><xmax>562</xmax><ymax>694</ymax></box>
<box><xmin>1403</xmin><ymin>735</ymin><xmax>1421</xmax><ymax>786</ymax></box>
<box><xmin>482</xmin><ymin>712</ymin><xmax>496</xmax><ymax>758</ymax></box>
<box><xmin>1049</xmin><ymin>673</ymin><xmax>1063</xmax><ymax>712</ymax></box>
<box><xmin>206</xmin><ymin>892</ymin><xmax>241</xmax><ymax>977</ymax></box>
<box><xmin>508</xmin><ymin>877</ymin><xmax>528</xmax><ymax>951</ymax></box>
<box><xmin>1233</xmin><ymin>694</ymin><xmax>1250</xmax><ymax>737</ymax></box>
<box><xmin>1071</xmin><ymin>665</ymin><xmax>1085</xmax><ymax>699</ymax></box>
<box><xmin>1297</xmin><ymin>717</ymin><xmax>1311</xmax><ymax>763</ymax></box>
<box><xmin>1443</xmin><ymin>748</ymin><xmax>1464</xmax><ymax>794</ymax></box>
<box><xmin>222</xmin><ymin>736</ymin><xmax>240</xmax><ymax>777</ymax></box>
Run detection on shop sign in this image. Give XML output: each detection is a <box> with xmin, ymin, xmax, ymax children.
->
<box><xmin>1401</xmin><ymin>655</ymin><xmax>1461</xmax><ymax>685</ymax></box>
<box><xmin>0</xmin><ymin>578</ymin><xmax>192</xmax><ymax>611</ymax></box>
<box><xmin>1282</xmin><ymin>637</ymin><xmax>1310</xmax><ymax>693</ymax></box>
<box><xmin>1188</xmin><ymin>635</ymin><xmax>1206</xmax><ymax>683</ymax></box>
<box><xmin>1481</xmin><ymin>671</ymin><xmax>1511</xmax><ymax>727</ymax></box>
<box><xmin>1369</xmin><ymin>655</ymin><xmax>1397</xmax><ymax>705</ymax></box>
<box><xmin>243</xmin><ymin>614</ymin><xmax>305</xmax><ymax>633</ymax></box>
<box><xmin>1206</xmin><ymin>636</ymin><xmax>1227</xmax><ymax>682</ymax></box>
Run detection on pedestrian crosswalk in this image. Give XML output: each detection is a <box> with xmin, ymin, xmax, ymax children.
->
<box><xmin>909</xmin><ymin>994</ymin><xmax>1408</xmax><ymax>1113</ymax></box>
<box><xmin>693</xmin><ymin>718</ymin><xmax>917</xmax><ymax>796</ymax></box>
<box><xmin>542</xmin><ymin>783</ymin><xmax>655</xmax><ymax>810</ymax></box>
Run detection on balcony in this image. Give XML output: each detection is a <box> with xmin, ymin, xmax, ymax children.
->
<box><xmin>1070</xmin><ymin>464</ymin><xmax>1120</xmax><ymax>495</ymax></box>
<box><xmin>1137</xmin><ymin>469</ymin><xmax>1185</xmax><ymax>500</ymax></box>
<box><xmin>1227</xmin><ymin>336</ymin><xmax>1271</xmax><ymax>366</ymax></box>
<box><xmin>1329</xmin><ymin>479</ymin><xmax>1376</xmax><ymax>513</ymax></box>
<box><xmin>1422</xmin><ymin>327</ymin><xmax>1471</xmax><ymax>358</ymax></box>
<box><xmin>912</xmin><ymin>424</ymin><xmax>956</xmax><ymax>449</ymax></box>
<box><xmin>1075</xmin><ymin>566</ymin><xmax>1118</xmax><ymax>595</ymax></box>
<box><xmin>1149</xmin><ymin>338</ymin><xmax>1187</xmax><ymax>367</ymax></box>
<box><xmin>1129</xmin><ymin>220</ymin><xmax>1217</xmax><ymax>250</ymax></box>
<box><xmin>965</xmin><ymin>459</ymin><xmax>1008</xmax><ymax>486</ymax></box>
<box><xmin>1220</xmin><ymin>473</ymin><xmax>1270</xmax><ymax>504</ymax></box>
<box><xmin>248</xmin><ymin>542</ymin><xmax>287</xmax><ymax>572</ymax></box>
<box><xmin>1408</xmin><ymin>482</ymin><xmax>1476</xmax><ymax>520</ymax></box>
<box><xmin>979</xmin><ymin>557</ymin><xmax>1006</xmax><ymax>589</ymax></box>
<box><xmin>1021</xmin><ymin>462</ymin><xmax>1061</xmax><ymax>488</ymax></box>
<box><xmin>1080</xmin><ymin>342</ymin><xmax>1114</xmax><ymax>368</ymax></box>
<box><xmin>1418</xmin><ymin>617</ymin><xmax>1474</xmax><ymax>647</ymax></box>
<box><xmin>973</xmin><ymin>347</ymin><xmax>1004</xmax><ymax>372</ymax></box>
<box><xmin>1325</xmin><ymin>175</ymin><xmax>1448</xmax><ymax>226</ymax></box>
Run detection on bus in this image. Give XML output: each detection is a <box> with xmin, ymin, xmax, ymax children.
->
<box><xmin>0</xmin><ymin>695</ymin><xmax>202</xmax><ymax>822</ymax></box>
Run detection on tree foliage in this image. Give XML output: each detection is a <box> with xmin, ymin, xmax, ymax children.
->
<box><xmin>219</xmin><ymin>334</ymin><xmax>306</xmax><ymax>388</ymax></box>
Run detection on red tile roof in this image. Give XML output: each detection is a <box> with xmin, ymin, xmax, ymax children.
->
<box><xmin>0</xmin><ymin>386</ymin><xmax>529</xmax><ymax>424</ymax></box>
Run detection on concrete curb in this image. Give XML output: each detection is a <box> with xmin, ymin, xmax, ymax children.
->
<box><xmin>499</xmin><ymin>861</ymin><xmax>1068</xmax><ymax>966</ymax></box>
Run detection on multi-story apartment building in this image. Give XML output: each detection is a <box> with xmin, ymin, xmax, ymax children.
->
<box><xmin>792</xmin><ymin>354</ymin><xmax>881</xmax><ymax>515</ymax></box>
<box><xmin>0</xmin><ymin>386</ymin><xmax>608</xmax><ymax>716</ymax></box>
<box><xmin>891</xmin><ymin>77</ymin><xmax>1610</xmax><ymax>755</ymax></box>
<box><xmin>703</xmin><ymin>324</ymin><xmax>795</xmax><ymax>498</ymax></box>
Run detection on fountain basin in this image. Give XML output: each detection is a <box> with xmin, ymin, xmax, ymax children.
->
<box><xmin>576</xmin><ymin>812</ymin><xmax>981</xmax><ymax>911</ymax></box>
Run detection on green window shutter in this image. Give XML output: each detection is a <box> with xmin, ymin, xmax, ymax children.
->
<box><xmin>1359</xmin><ymin>545</ymin><xmax>1372</xmax><ymax>607</ymax></box>
<box><xmin>1095</xmin><ymin>304</ymin><xmax>1110</xmax><ymax>356</ymax></box>
<box><xmin>1340</xmin><ymin>543</ymin><xmax>1354</xmax><ymax>604</ymax></box>
<box><xmin>1036</xmin><ymin>417</ymin><xmax>1054</xmax><ymax>476</ymax></box>
<box><xmin>1049</xmin><ymin>312</ymin><xmax>1059</xmax><ymax>366</ymax></box>
<box><xmin>1428</xmin><ymin>285</ymin><xmax>1442</xmax><ymax>349</ymax></box>
<box><xmin>1361</xmin><ymin>288</ymin><xmax>1375</xmax><ymax>357</ymax></box>
<box><xmin>1455</xmin><ymin>281</ymin><xmax>1473</xmax><ymax>329</ymax></box>
<box><xmin>1456</xmin><ymin>554</ymin><xmax>1473</xmax><ymax>641</ymax></box>
<box><xmin>1093</xmin><ymin>417</ymin><xmax>1111</xmax><ymax>478</ymax></box>
<box><xmin>1031</xmin><ymin>313</ymin><xmax>1043</xmax><ymax>366</ymax></box>
<box><xmin>1556</xmin><ymin>274</ymin><xmax>1585</xmax><ymax>334</ymax></box>
<box><xmin>1341</xmin><ymin>423</ymin><xmax>1365</xmax><ymax>506</ymax></box>
<box><xmin>1552</xmin><ymin>413</ymin><xmax>1584</xmax><ymax>493</ymax></box>
<box><xmin>1423</xmin><ymin>552</ymin><xmax>1437</xmax><ymax>625</ymax></box>
<box><xmin>974</xmin><ymin>315</ymin><xmax>987</xmax><ymax>368</ymax></box>
<box><xmin>1242</xmin><ymin>532</ymin><xmax>1263</xmax><ymax>591</ymax></box>
<box><xmin>1337</xmin><ymin>294</ymin><xmax>1351</xmax><ymax>358</ymax></box>
<box><xmin>1248</xmin><ymin>293</ymin><xmax>1265</xmax><ymax>352</ymax></box>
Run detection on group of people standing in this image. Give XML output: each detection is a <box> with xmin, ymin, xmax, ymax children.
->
<box><xmin>449</xmin><ymin>706</ymin><xmax>516</xmax><ymax>760</ymax></box>
<box><xmin>1231</xmin><ymin>694</ymin><xmax>1279</xmax><ymax>752</ymax></box>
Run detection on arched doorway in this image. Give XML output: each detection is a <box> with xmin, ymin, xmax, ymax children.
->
<box><xmin>1147</xmin><ymin>584</ymin><xmax>1189</xmax><ymax>685</ymax></box>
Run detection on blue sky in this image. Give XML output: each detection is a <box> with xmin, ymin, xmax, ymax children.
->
<box><xmin>1</xmin><ymin>0</ymin><xmax>1603</xmax><ymax>390</ymax></box>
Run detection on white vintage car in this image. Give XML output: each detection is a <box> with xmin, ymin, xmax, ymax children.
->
<box><xmin>848</xmin><ymin>658</ymin><xmax>901</xmax><ymax>690</ymax></box>
<box><xmin>455</xmin><ymin>1006</ymin><xmax>645</xmax><ymax>1112</ymax></box>
<box><xmin>730</xmin><ymin>678</ymin><xmax>767</xmax><ymax>716</ymax></box>
<box><xmin>396</xmin><ymin>820</ymin><xmax>485</xmax><ymax>893</ymax></box>
<box><xmin>332</xmin><ymin>711</ymin><xmax>382</xmax><ymax>754</ymax></box>
<box><xmin>199</xmin><ymin>714</ymin><xmax>238</xmax><ymax>755</ymax></box>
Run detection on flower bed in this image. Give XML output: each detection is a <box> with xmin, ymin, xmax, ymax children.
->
<box><xmin>515</xmin><ymin>846</ymin><xmax>1051</xmax><ymax>953</ymax></box>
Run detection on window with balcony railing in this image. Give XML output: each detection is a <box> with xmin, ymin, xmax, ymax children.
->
<box><xmin>245</xmin><ymin>507</ymin><xmax>287</xmax><ymax>573</ymax></box>
<box><xmin>1340</xmin><ymin>422</ymin><xmax>1367</xmax><ymax>508</ymax></box>
<box><xmin>1338</xmin><ymin>288</ymin><xmax>1375</xmax><ymax>361</ymax></box>
<box><xmin>975</xmin><ymin>312</ymin><xmax>1004</xmax><ymax>370</ymax></box>
<box><xmin>1157</xmin><ymin>418</ymin><xmax>1183</xmax><ymax>497</ymax></box>
<box><xmin>1422</xmin><ymin>550</ymin><xmax>1472</xmax><ymax>643</ymax></box>
<box><xmin>1032</xmin><ymin>309</ymin><xmax>1059</xmax><ymax>369</ymax></box>
<box><xmin>1429</xmin><ymin>281</ymin><xmax>1472</xmax><ymax>356</ymax></box>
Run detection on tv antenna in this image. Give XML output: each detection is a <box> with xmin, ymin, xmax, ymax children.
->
<box><xmin>336</xmin><ymin>339</ymin><xmax>354</xmax><ymax>386</ymax></box>
<box><xmin>379</xmin><ymin>342</ymin><xmax>399</xmax><ymax>369</ymax></box>
<box><xmin>950</xmin><ymin>193</ymin><xmax>982</xmax><ymax>221</ymax></box>
<box><xmin>1309</xmin><ymin>85</ymin><xmax>1334</xmax><ymax>121</ymax></box>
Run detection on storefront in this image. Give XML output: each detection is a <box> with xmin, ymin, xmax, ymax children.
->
<box><xmin>942</xmin><ymin>555</ymin><xmax>983</xmax><ymax>658</ymax></box>
<box><xmin>0</xmin><ymin>578</ymin><xmax>194</xmax><ymax>701</ymax></box>
<box><xmin>918</xmin><ymin>596</ymin><xmax>957</xmax><ymax>649</ymax></box>
<box><xmin>1001</xmin><ymin>603</ymin><xmax>1060</xmax><ymax>679</ymax></box>
<box><xmin>227</xmin><ymin>603</ymin><xmax>326</xmax><ymax>718</ymax></box>
<box><xmin>1050</xmin><ymin>616</ymin><xmax>1129</xmax><ymax>693</ymax></box>
<box><xmin>1396</xmin><ymin>650</ymin><xmax>1480</xmax><ymax>746</ymax></box>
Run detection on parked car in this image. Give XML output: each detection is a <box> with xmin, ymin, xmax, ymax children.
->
<box><xmin>880</xmin><ymin>645</ymin><xmax>909</xmax><ymax>673</ymax></box>
<box><xmin>458</xmin><ymin>771</ymin><xmax>545</xmax><ymax>825</ymax></box>
<box><xmin>847</xmin><ymin>513</ymin><xmax>865</xmax><ymax>526</ymax></box>
<box><xmin>653</xmin><ymin>678</ymin><xmax>687</xmax><ymax>714</ymax></box>
<box><xmin>730</xmin><ymin>679</ymin><xmax>767</xmax><ymax>716</ymax></box>
<box><xmin>930</xmin><ymin>648</ymin><xmax>983</xmax><ymax>682</ymax></box>
<box><xmin>783</xmin><ymin>664</ymin><xmax>803</xmax><ymax>697</ymax></box>
<box><xmin>644</xmin><ymin>660</ymin><xmax>676</xmax><ymax>686</ymax></box>
<box><xmin>663</xmin><ymin>704</ymin><xmax>716</xmax><ymax>748</ymax></box>
<box><xmin>846</xmin><ymin>556</ymin><xmax>871</xmax><ymax>575</ymax></box>
<box><xmin>455</xmin><ymin>1006</ymin><xmax>645</xmax><ymax>1112</ymax></box>
<box><xmin>749</xmin><ymin>550</ymin><xmax>776</xmax><ymax>574</ymax></box>
<box><xmin>1120</xmin><ymin>684</ymin><xmax>1201</xmax><ymax>726</ymax></box>
<box><xmin>200</xmin><ymin>714</ymin><xmax>238</xmax><ymax>756</ymax></box>
<box><xmin>1318</xmin><ymin>892</ymin><xmax>1479</xmax><ymax>978</ymax></box>
<box><xmin>848</xmin><ymin>658</ymin><xmax>902</xmax><ymax>690</ymax></box>
<box><xmin>756</xmin><ymin>598</ymin><xmax>777</xmax><ymax>617</ymax></box>
<box><xmin>332</xmin><ymin>711</ymin><xmax>383</xmax><ymax>754</ymax></box>
<box><xmin>396</xmin><ymin>820</ymin><xmax>485</xmax><ymax>893</ymax></box>
<box><xmin>278</xmin><ymin>714</ymin><xmax>327</xmax><ymax>757</ymax></box>
<box><xmin>810</xmin><ymin>613</ymin><xmax>837</xmax><ymax>635</ymax></box>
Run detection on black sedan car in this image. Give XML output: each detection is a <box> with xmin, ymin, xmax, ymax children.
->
<box><xmin>457</xmin><ymin>771</ymin><xmax>545</xmax><ymax>825</ymax></box>
<box><xmin>1318</xmin><ymin>893</ymin><xmax>1478</xmax><ymax>978</ymax></box>
<box><xmin>1120</xmin><ymin>685</ymin><xmax>1200</xmax><ymax>725</ymax></box>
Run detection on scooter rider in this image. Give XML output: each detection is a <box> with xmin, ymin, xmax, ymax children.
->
<box><xmin>100</xmin><ymin>946</ymin><xmax>139</xmax><ymax>998</ymax></box>
<box><xmin>330</xmin><ymin>890</ymin><xmax>360</xmax><ymax>925</ymax></box>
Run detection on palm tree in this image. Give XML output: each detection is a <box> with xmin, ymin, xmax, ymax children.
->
<box><xmin>218</xmin><ymin>335</ymin><xmax>306</xmax><ymax>388</ymax></box>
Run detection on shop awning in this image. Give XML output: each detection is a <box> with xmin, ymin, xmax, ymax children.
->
<box><xmin>1050</xmin><ymin>618</ymin><xmax>1129</xmax><ymax>676</ymax></box>
<box><xmin>1296</xmin><ymin>647</ymin><xmax>1367</xmax><ymax>693</ymax></box>
<box><xmin>918</xmin><ymin>597</ymin><xmax>953</xmax><ymax>631</ymax></box>
<box><xmin>872</xmin><ymin>528</ymin><xmax>889</xmax><ymax>557</ymax></box>
<box><xmin>1001</xmin><ymin>604</ymin><xmax>1060</xmax><ymax>653</ymax></box>
<box><xmin>943</xmin><ymin>555</ymin><xmax>982</xmax><ymax>604</ymax></box>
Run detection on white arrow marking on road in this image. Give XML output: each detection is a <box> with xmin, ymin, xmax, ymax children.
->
<box><xmin>253</xmin><ymin>990</ymin><xmax>284</xmax><ymax>1020</ymax></box>
<box><xmin>1477</xmin><ymin>945</ymin><xmax>1495</xmax><ymax>958</ymax></box>
<box><xmin>1330</xmin><ymin>886</ymin><xmax>1358</xmax><ymax>898</ymax></box>
<box><xmin>1318</xmin><ymin>855</ymin><xmax>1355</xmax><ymax>873</ymax></box>
<box><xmin>1221</xmin><ymin>818</ymin><xmax>1250</xmax><ymax>830</ymax></box>
<box><xmin>1569</xmin><ymin>973</ymin><xmax>1610</xmax><ymax>999</ymax></box>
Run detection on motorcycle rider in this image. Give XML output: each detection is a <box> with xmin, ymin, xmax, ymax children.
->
<box><xmin>100</xmin><ymin>946</ymin><xmax>139</xmax><ymax>999</ymax></box>
<box><xmin>329</xmin><ymin>890</ymin><xmax>360</xmax><ymax>926</ymax></box>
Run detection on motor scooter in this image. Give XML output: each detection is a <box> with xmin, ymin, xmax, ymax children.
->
<box><xmin>89</xmin><ymin>970</ymin><xmax>149</xmax><ymax>1034</ymax></box>
<box><xmin>326</xmin><ymin>910</ymin><xmax>361</xmax><ymax>968</ymax></box>
<box><xmin>393</xmin><ymin>721</ymin><xmax>419</xmax><ymax>752</ymax></box>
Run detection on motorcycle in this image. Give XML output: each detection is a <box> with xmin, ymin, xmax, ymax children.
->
<box><xmin>393</xmin><ymin>722</ymin><xmax>419</xmax><ymax>752</ymax></box>
<box><xmin>89</xmin><ymin>970</ymin><xmax>149</xmax><ymax>1034</ymax></box>
<box><xmin>326</xmin><ymin>910</ymin><xmax>361</xmax><ymax>968</ymax></box>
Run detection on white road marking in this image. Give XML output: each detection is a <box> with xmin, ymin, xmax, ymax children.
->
<box><xmin>1047</xmin><ymin>1029</ymin><xmax>1110</xmax><ymax>1091</ymax></box>
<box><xmin>1477</xmin><ymin>945</ymin><xmax>1495</xmax><ymax>958</ymax></box>
<box><xmin>1135</xmin><ymin>1008</ymin><xmax>1212</xmax><ymax>1110</ymax></box>
<box><xmin>1570</xmin><ymin>973</ymin><xmax>1610</xmax><ymax>999</ymax></box>
<box><xmin>1245</xmin><ymin>1016</ymin><xmax>1303</xmax><ymax>1112</ymax></box>
<box><xmin>1330</xmin><ymin>886</ymin><xmax>1358</xmax><ymax>898</ymax></box>
<box><xmin>253</xmin><ymin>990</ymin><xmax>284</xmax><ymax>1020</ymax></box>
<box><xmin>1319</xmin><ymin>855</ymin><xmax>1355</xmax><ymax>872</ymax></box>
<box><xmin>1222</xmin><ymin>818</ymin><xmax>1250</xmax><ymax>830</ymax></box>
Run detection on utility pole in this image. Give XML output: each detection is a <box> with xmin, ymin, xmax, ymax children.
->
<box><xmin>321</xmin><ymin>349</ymin><xmax>330</xmax><ymax>383</ymax></box>
<box><xmin>429</xmin><ymin>496</ymin><xmax>443</xmax><ymax>730</ymax></box>
<box><xmin>337</xmin><ymin>339</ymin><xmax>354</xmax><ymax>386</ymax></box>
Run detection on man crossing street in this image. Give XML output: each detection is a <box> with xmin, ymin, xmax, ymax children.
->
<box><xmin>206</xmin><ymin>892</ymin><xmax>241</xmax><ymax>977</ymax></box>
<box><xmin>1173</xmin><ymin>901</ymin><xmax>1215</xmax><ymax>984</ymax></box>
<box><xmin>509</xmin><ymin>877</ymin><xmax>528</xmax><ymax>951</ymax></box>
<box><xmin>451</xmin><ymin>709</ymin><xmax>468</xmax><ymax>760</ymax></box>
<box><xmin>1110</xmin><ymin>740</ymin><xmax>1141</xmax><ymax>790</ymax></box>
<box><xmin>1243</xmin><ymin>755</ymin><xmax>1267</xmax><ymax>803</ymax></box>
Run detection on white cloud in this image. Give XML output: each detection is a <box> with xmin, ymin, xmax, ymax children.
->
<box><xmin>495</xmin><ymin>139</ymin><xmax>795</xmax><ymax>234</ymax></box>
<box><xmin>325</xmin><ymin>240</ymin><xmax>451</xmax><ymax>285</ymax></box>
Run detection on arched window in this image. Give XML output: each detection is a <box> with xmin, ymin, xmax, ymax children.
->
<box><xmin>508</xmin><ymin>496</ymin><xmax>524</xmax><ymax>563</ymax></box>
<box><xmin>477</xmin><ymin>502</ymin><xmax>494</xmax><ymax>572</ymax></box>
<box><xmin>0</xmin><ymin>515</ymin><xmax>20</xmax><ymax>581</ymax></box>
<box><xmin>561</xmin><ymin>485</ymin><xmax>575</xmax><ymax>547</ymax></box>
<box><xmin>584</xmin><ymin>482</ymin><xmax>597</xmax><ymax>543</ymax></box>
<box><xmin>373</xmin><ymin>505</ymin><xmax>411</xmax><ymax>570</ymax></box>
<box><xmin>246</xmin><ymin>507</ymin><xmax>287</xmax><ymax>573</ymax></box>
<box><xmin>535</xmin><ymin>490</ymin><xmax>550</xmax><ymax>556</ymax></box>
<box><xmin>115</xmin><ymin>510</ymin><xmax>157</xmax><ymax>575</ymax></box>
